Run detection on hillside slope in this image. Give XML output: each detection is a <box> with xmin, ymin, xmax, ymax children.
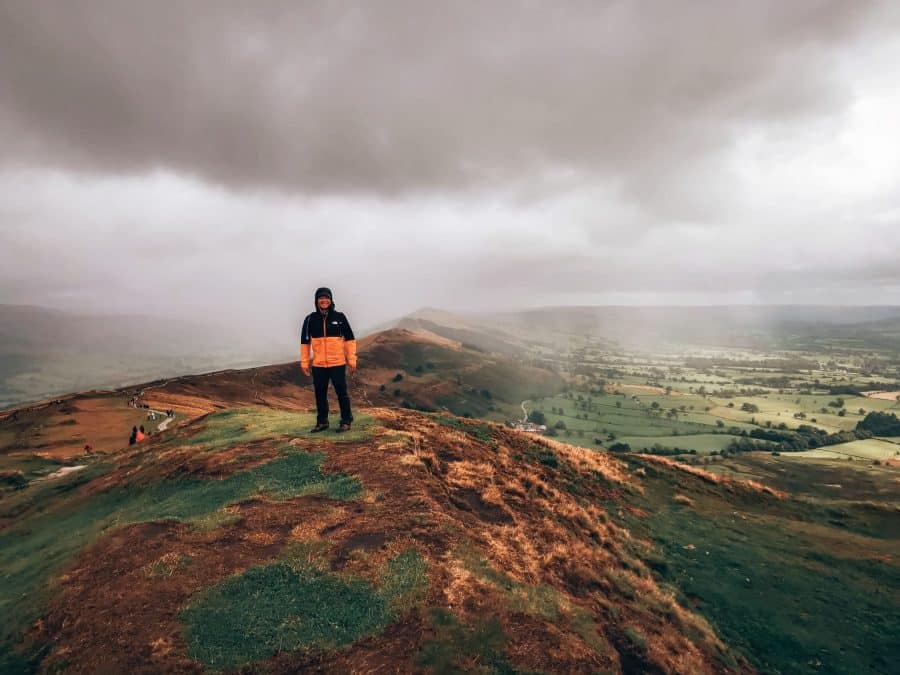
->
<box><xmin>357</xmin><ymin>328</ymin><xmax>565</xmax><ymax>418</ymax></box>
<box><xmin>2</xmin><ymin>403</ymin><xmax>756</xmax><ymax>674</ymax></box>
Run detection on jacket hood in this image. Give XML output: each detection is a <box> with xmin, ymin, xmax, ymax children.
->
<box><xmin>314</xmin><ymin>287</ymin><xmax>334</xmax><ymax>311</ymax></box>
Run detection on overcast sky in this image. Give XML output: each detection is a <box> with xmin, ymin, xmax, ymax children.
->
<box><xmin>2</xmin><ymin>0</ymin><xmax>900</xmax><ymax>336</ymax></box>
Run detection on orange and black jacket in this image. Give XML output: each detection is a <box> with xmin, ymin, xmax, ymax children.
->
<box><xmin>300</xmin><ymin>308</ymin><xmax>357</xmax><ymax>369</ymax></box>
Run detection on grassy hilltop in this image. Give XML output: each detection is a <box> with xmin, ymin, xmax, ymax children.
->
<box><xmin>1</xmin><ymin>400</ymin><xmax>898</xmax><ymax>673</ymax></box>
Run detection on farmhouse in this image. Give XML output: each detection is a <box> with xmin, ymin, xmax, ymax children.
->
<box><xmin>509</xmin><ymin>421</ymin><xmax>548</xmax><ymax>434</ymax></box>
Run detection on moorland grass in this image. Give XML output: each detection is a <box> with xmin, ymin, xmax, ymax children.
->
<box><xmin>0</xmin><ymin>454</ymin><xmax>63</xmax><ymax>484</ymax></box>
<box><xmin>180</xmin><ymin>407</ymin><xmax>375</xmax><ymax>450</ymax></box>
<box><xmin>179</xmin><ymin>549</ymin><xmax>428</xmax><ymax>669</ymax></box>
<box><xmin>456</xmin><ymin>543</ymin><xmax>560</xmax><ymax>621</ymax></box>
<box><xmin>613</xmin><ymin>457</ymin><xmax>900</xmax><ymax>675</ymax></box>
<box><xmin>181</xmin><ymin>562</ymin><xmax>390</xmax><ymax>670</ymax></box>
<box><xmin>415</xmin><ymin>608</ymin><xmax>523</xmax><ymax>675</ymax></box>
<box><xmin>431</xmin><ymin>414</ymin><xmax>495</xmax><ymax>444</ymax></box>
<box><xmin>380</xmin><ymin>548</ymin><xmax>429</xmax><ymax>613</ymax></box>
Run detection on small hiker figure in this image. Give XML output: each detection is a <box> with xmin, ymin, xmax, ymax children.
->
<box><xmin>300</xmin><ymin>287</ymin><xmax>357</xmax><ymax>433</ymax></box>
<box><xmin>129</xmin><ymin>426</ymin><xmax>138</xmax><ymax>445</ymax></box>
<box><xmin>136</xmin><ymin>425</ymin><xmax>147</xmax><ymax>442</ymax></box>
<box><xmin>84</xmin><ymin>443</ymin><xmax>93</xmax><ymax>452</ymax></box>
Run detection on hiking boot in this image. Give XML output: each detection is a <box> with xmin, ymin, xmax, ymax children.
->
<box><xmin>336</xmin><ymin>422</ymin><xmax>352</xmax><ymax>433</ymax></box>
<box><xmin>310</xmin><ymin>422</ymin><xmax>329</xmax><ymax>433</ymax></box>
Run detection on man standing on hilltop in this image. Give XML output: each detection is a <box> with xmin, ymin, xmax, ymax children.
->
<box><xmin>301</xmin><ymin>287</ymin><xmax>357</xmax><ymax>433</ymax></box>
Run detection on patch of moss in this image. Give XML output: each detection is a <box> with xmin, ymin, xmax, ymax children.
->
<box><xmin>416</xmin><ymin>608</ymin><xmax>525</xmax><ymax>675</ymax></box>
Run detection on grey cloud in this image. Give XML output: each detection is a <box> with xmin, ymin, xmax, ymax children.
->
<box><xmin>1</xmin><ymin>0</ymin><xmax>894</xmax><ymax>207</ymax></box>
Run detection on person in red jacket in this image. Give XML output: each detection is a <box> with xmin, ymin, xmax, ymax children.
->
<box><xmin>300</xmin><ymin>287</ymin><xmax>357</xmax><ymax>433</ymax></box>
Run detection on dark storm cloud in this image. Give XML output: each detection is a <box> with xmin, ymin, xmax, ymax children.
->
<box><xmin>0</xmin><ymin>0</ymin><xmax>893</xmax><ymax>204</ymax></box>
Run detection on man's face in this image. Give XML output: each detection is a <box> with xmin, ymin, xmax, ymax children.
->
<box><xmin>317</xmin><ymin>296</ymin><xmax>331</xmax><ymax>311</ymax></box>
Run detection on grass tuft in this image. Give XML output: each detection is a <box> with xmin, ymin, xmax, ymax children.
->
<box><xmin>416</xmin><ymin>608</ymin><xmax>524</xmax><ymax>675</ymax></box>
<box><xmin>379</xmin><ymin>549</ymin><xmax>428</xmax><ymax>614</ymax></box>
<box><xmin>432</xmin><ymin>414</ymin><xmax>495</xmax><ymax>444</ymax></box>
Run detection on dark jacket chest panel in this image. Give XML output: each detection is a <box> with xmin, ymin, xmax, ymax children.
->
<box><xmin>306</xmin><ymin>312</ymin><xmax>347</xmax><ymax>339</ymax></box>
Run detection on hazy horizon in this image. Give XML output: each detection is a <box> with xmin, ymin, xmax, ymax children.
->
<box><xmin>2</xmin><ymin>1</ymin><xmax>900</xmax><ymax>335</ymax></box>
<box><xmin>5</xmin><ymin>301</ymin><xmax>900</xmax><ymax>340</ymax></box>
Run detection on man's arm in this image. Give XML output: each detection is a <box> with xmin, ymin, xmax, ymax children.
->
<box><xmin>300</xmin><ymin>315</ymin><xmax>311</xmax><ymax>376</ymax></box>
<box><xmin>341</xmin><ymin>313</ymin><xmax>357</xmax><ymax>371</ymax></box>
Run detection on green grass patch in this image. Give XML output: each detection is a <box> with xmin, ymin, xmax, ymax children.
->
<box><xmin>569</xmin><ymin>606</ymin><xmax>610</xmax><ymax>656</ymax></box>
<box><xmin>180</xmin><ymin>548</ymin><xmax>427</xmax><ymax>669</ymax></box>
<box><xmin>433</xmin><ymin>392</ymin><xmax>495</xmax><ymax>419</ymax></box>
<box><xmin>621</xmin><ymin>625</ymin><xmax>648</xmax><ymax>654</ymax></box>
<box><xmin>535</xmin><ymin>391</ymin><xmax>735</xmax><ymax>440</ymax></box>
<box><xmin>185</xmin><ymin>507</ymin><xmax>244</xmax><ymax>532</ymax></box>
<box><xmin>790</xmin><ymin>438</ymin><xmax>900</xmax><ymax>460</ymax></box>
<box><xmin>619</xmin><ymin>433</ymin><xmax>746</xmax><ymax>455</ymax></box>
<box><xmin>415</xmin><ymin>608</ymin><xmax>525</xmax><ymax>675</ymax></box>
<box><xmin>180</xmin><ymin>562</ymin><xmax>391</xmax><ymax>670</ymax></box>
<box><xmin>523</xmin><ymin>446</ymin><xmax>559</xmax><ymax>468</ymax></box>
<box><xmin>432</xmin><ymin>414</ymin><xmax>495</xmax><ymax>444</ymax></box>
<box><xmin>518</xmin><ymin>445</ymin><xmax>595</xmax><ymax>498</ymax></box>
<box><xmin>379</xmin><ymin>548</ymin><xmax>428</xmax><ymax>613</ymax></box>
<box><xmin>180</xmin><ymin>407</ymin><xmax>375</xmax><ymax>450</ymax></box>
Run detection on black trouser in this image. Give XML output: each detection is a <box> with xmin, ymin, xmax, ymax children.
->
<box><xmin>312</xmin><ymin>365</ymin><xmax>352</xmax><ymax>424</ymax></box>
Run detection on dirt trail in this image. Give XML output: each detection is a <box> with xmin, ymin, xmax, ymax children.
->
<box><xmin>42</xmin><ymin>465</ymin><xmax>87</xmax><ymax>481</ymax></box>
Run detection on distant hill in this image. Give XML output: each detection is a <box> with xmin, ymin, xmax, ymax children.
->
<box><xmin>357</xmin><ymin>328</ymin><xmax>565</xmax><ymax>418</ymax></box>
<box><xmin>387</xmin><ymin>305</ymin><xmax>900</xmax><ymax>351</ymax></box>
<box><xmin>7</xmin><ymin>302</ymin><xmax>897</xmax><ymax>410</ymax></box>
<box><xmin>0</xmin><ymin>305</ymin><xmax>293</xmax><ymax>409</ymax></box>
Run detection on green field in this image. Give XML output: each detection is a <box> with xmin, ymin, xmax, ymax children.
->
<box><xmin>618</xmin><ymin>433</ymin><xmax>750</xmax><ymax>454</ymax></box>
<box><xmin>516</xmin><ymin>339</ymin><xmax>900</xmax><ymax>466</ymax></box>
<box><xmin>789</xmin><ymin>438</ymin><xmax>900</xmax><ymax>460</ymax></box>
